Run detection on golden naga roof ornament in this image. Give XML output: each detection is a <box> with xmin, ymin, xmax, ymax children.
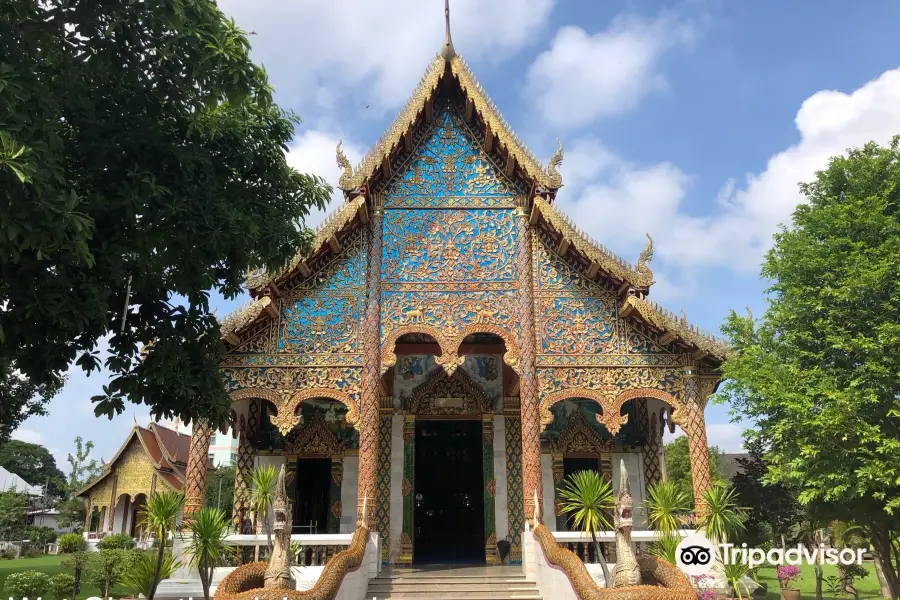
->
<box><xmin>441</xmin><ymin>0</ymin><xmax>456</xmax><ymax>60</ymax></box>
<box><xmin>546</xmin><ymin>139</ymin><xmax>564</xmax><ymax>188</ymax></box>
<box><xmin>636</xmin><ymin>233</ymin><xmax>654</xmax><ymax>278</ymax></box>
<box><xmin>336</xmin><ymin>141</ymin><xmax>353</xmax><ymax>188</ymax></box>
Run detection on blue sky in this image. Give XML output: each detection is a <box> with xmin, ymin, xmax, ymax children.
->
<box><xmin>15</xmin><ymin>0</ymin><xmax>900</xmax><ymax>469</ymax></box>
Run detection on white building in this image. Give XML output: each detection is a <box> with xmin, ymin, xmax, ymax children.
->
<box><xmin>208</xmin><ymin>428</ymin><xmax>239</xmax><ymax>467</ymax></box>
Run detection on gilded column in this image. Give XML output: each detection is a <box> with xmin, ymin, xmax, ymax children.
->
<box><xmin>83</xmin><ymin>498</ymin><xmax>92</xmax><ymax>532</ymax></box>
<box><xmin>359</xmin><ymin>195</ymin><xmax>383</xmax><ymax>524</ymax></box>
<box><xmin>514</xmin><ymin>198</ymin><xmax>543</xmax><ymax>524</ymax></box>
<box><xmin>183</xmin><ymin>420</ymin><xmax>214</xmax><ymax>522</ymax></box>
<box><xmin>551</xmin><ymin>453</ymin><xmax>565</xmax><ymax>531</ymax></box>
<box><xmin>328</xmin><ymin>457</ymin><xmax>344</xmax><ymax>534</ymax></box>
<box><xmin>681</xmin><ymin>369</ymin><xmax>715</xmax><ymax>517</ymax></box>
<box><xmin>107</xmin><ymin>476</ymin><xmax>117</xmax><ymax>532</ymax></box>
<box><xmin>232</xmin><ymin>402</ymin><xmax>259</xmax><ymax>531</ymax></box>
<box><xmin>482</xmin><ymin>415</ymin><xmax>498</xmax><ymax>564</ymax></box>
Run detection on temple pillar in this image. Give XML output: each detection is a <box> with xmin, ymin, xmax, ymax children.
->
<box><xmin>183</xmin><ymin>420</ymin><xmax>214</xmax><ymax>522</ymax></box>
<box><xmin>328</xmin><ymin>456</ymin><xmax>344</xmax><ymax>534</ymax></box>
<box><xmin>514</xmin><ymin>199</ymin><xmax>543</xmax><ymax>525</ymax></box>
<box><xmin>482</xmin><ymin>415</ymin><xmax>499</xmax><ymax>564</ymax></box>
<box><xmin>232</xmin><ymin>401</ymin><xmax>259</xmax><ymax>531</ymax></box>
<box><xmin>359</xmin><ymin>197</ymin><xmax>383</xmax><ymax>524</ymax></box>
<box><xmin>398</xmin><ymin>415</ymin><xmax>415</xmax><ymax>565</ymax></box>
<box><xmin>83</xmin><ymin>498</ymin><xmax>92</xmax><ymax>532</ymax></box>
<box><xmin>107</xmin><ymin>476</ymin><xmax>117</xmax><ymax>532</ymax></box>
<box><xmin>682</xmin><ymin>370</ymin><xmax>716</xmax><ymax>517</ymax></box>
<box><xmin>637</xmin><ymin>399</ymin><xmax>664</xmax><ymax>489</ymax></box>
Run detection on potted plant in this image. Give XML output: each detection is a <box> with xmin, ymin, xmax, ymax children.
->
<box><xmin>776</xmin><ymin>564</ymin><xmax>801</xmax><ymax>600</ymax></box>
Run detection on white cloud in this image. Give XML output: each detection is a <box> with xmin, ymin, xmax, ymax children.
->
<box><xmin>219</xmin><ymin>0</ymin><xmax>555</xmax><ymax>111</ymax></box>
<box><xmin>556</xmin><ymin>68</ymin><xmax>900</xmax><ymax>277</ymax></box>
<box><xmin>526</xmin><ymin>12</ymin><xmax>699</xmax><ymax>128</ymax></box>
<box><xmin>285</xmin><ymin>131</ymin><xmax>364</xmax><ymax>228</ymax></box>
<box><xmin>12</xmin><ymin>428</ymin><xmax>43</xmax><ymax>445</ymax></box>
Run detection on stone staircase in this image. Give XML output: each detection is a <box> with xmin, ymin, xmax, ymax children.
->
<box><xmin>364</xmin><ymin>565</ymin><xmax>542</xmax><ymax>599</ymax></box>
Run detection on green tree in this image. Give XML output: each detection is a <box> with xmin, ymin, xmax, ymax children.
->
<box><xmin>662</xmin><ymin>436</ymin><xmax>726</xmax><ymax>500</ymax></box>
<box><xmin>557</xmin><ymin>470</ymin><xmax>614</xmax><ymax>585</ymax></box>
<box><xmin>66</xmin><ymin>437</ymin><xmax>101</xmax><ymax>492</ymax></box>
<box><xmin>85</xmin><ymin>549</ymin><xmax>127</xmax><ymax>598</ymax></box>
<box><xmin>186</xmin><ymin>507</ymin><xmax>233</xmax><ymax>600</ymax></box>
<box><xmin>250</xmin><ymin>465</ymin><xmax>277</xmax><ymax>555</ymax></box>
<box><xmin>0</xmin><ymin>440</ymin><xmax>67</xmax><ymax>501</ymax></box>
<box><xmin>140</xmin><ymin>491</ymin><xmax>184</xmax><ymax>600</ymax></box>
<box><xmin>720</xmin><ymin>138</ymin><xmax>900</xmax><ymax>597</ymax></box>
<box><xmin>730</xmin><ymin>437</ymin><xmax>799</xmax><ymax>546</ymax></box>
<box><xmin>205</xmin><ymin>464</ymin><xmax>235</xmax><ymax>515</ymax></box>
<box><xmin>0</xmin><ymin>490</ymin><xmax>29</xmax><ymax>540</ymax></box>
<box><xmin>0</xmin><ymin>0</ymin><xmax>331</xmax><ymax>432</ymax></box>
<box><xmin>55</xmin><ymin>497</ymin><xmax>87</xmax><ymax>531</ymax></box>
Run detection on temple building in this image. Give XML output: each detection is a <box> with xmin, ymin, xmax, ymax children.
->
<box><xmin>77</xmin><ymin>422</ymin><xmax>206</xmax><ymax>537</ymax></box>
<box><xmin>180</xmin><ymin>6</ymin><xmax>729</xmax><ymax>566</ymax></box>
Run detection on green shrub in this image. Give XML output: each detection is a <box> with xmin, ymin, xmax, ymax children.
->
<box><xmin>48</xmin><ymin>573</ymin><xmax>75</xmax><ymax>600</ymax></box>
<box><xmin>25</xmin><ymin>526</ymin><xmax>57</xmax><ymax>545</ymax></box>
<box><xmin>57</xmin><ymin>532</ymin><xmax>85</xmax><ymax>553</ymax></box>
<box><xmin>4</xmin><ymin>571</ymin><xmax>51</xmax><ymax>599</ymax></box>
<box><xmin>121</xmin><ymin>549</ymin><xmax>180</xmax><ymax>599</ymax></box>
<box><xmin>86</xmin><ymin>549</ymin><xmax>127</xmax><ymax>598</ymax></box>
<box><xmin>96</xmin><ymin>532</ymin><xmax>135</xmax><ymax>550</ymax></box>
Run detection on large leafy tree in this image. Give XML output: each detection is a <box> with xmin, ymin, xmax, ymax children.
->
<box><xmin>663</xmin><ymin>436</ymin><xmax>725</xmax><ymax>500</ymax></box>
<box><xmin>0</xmin><ymin>440</ymin><xmax>67</xmax><ymax>501</ymax></box>
<box><xmin>0</xmin><ymin>0</ymin><xmax>331</xmax><ymax>431</ymax></box>
<box><xmin>721</xmin><ymin>138</ymin><xmax>900</xmax><ymax>597</ymax></box>
<box><xmin>204</xmin><ymin>464</ymin><xmax>235</xmax><ymax>515</ymax></box>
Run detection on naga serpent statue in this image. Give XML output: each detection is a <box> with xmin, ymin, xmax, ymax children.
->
<box><xmin>264</xmin><ymin>464</ymin><xmax>295</xmax><ymax>590</ymax></box>
<box><xmin>532</xmin><ymin>461</ymin><xmax>697</xmax><ymax>600</ymax></box>
<box><xmin>213</xmin><ymin>469</ymin><xmax>370</xmax><ymax>600</ymax></box>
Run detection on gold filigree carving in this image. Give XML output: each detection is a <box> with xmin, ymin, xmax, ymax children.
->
<box><xmin>405</xmin><ymin>367</ymin><xmax>494</xmax><ymax>416</ymax></box>
<box><xmin>550</xmin><ymin>410</ymin><xmax>612</xmax><ymax>454</ymax></box>
<box><xmin>285</xmin><ymin>413</ymin><xmax>344</xmax><ymax>456</ymax></box>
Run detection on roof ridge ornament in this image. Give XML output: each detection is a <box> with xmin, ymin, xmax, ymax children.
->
<box><xmin>547</xmin><ymin>139</ymin><xmax>563</xmax><ymax>187</ymax></box>
<box><xmin>441</xmin><ymin>0</ymin><xmax>456</xmax><ymax>60</ymax></box>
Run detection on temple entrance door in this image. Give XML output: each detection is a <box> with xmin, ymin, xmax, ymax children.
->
<box><xmin>294</xmin><ymin>458</ymin><xmax>330</xmax><ymax>534</ymax></box>
<box><xmin>414</xmin><ymin>419</ymin><xmax>485</xmax><ymax>564</ymax></box>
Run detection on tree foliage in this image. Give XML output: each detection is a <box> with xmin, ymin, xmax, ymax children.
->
<box><xmin>0</xmin><ymin>440</ymin><xmax>67</xmax><ymax>501</ymax></box>
<box><xmin>205</xmin><ymin>464</ymin><xmax>235</xmax><ymax>516</ymax></box>
<box><xmin>720</xmin><ymin>138</ymin><xmax>900</xmax><ymax>596</ymax></box>
<box><xmin>0</xmin><ymin>364</ymin><xmax>61</xmax><ymax>444</ymax></box>
<box><xmin>663</xmin><ymin>436</ymin><xmax>726</xmax><ymax>500</ymax></box>
<box><xmin>0</xmin><ymin>0</ymin><xmax>331</xmax><ymax>430</ymax></box>
<box><xmin>0</xmin><ymin>490</ymin><xmax>29</xmax><ymax>540</ymax></box>
<box><xmin>66</xmin><ymin>436</ymin><xmax>101</xmax><ymax>492</ymax></box>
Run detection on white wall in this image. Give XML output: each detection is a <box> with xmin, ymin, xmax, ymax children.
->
<box><xmin>540</xmin><ymin>454</ymin><xmax>556</xmax><ymax>529</ymax></box>
<box><xmin>340</xmin><ymin>456</ymin><xmax>358</xmax><ymax>533</ymax></box>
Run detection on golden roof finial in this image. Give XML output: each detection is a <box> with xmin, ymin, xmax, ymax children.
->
<box><xmin>441</xmin><ymin>0</ymin><xmax>456</xmax><ymax>60</ymax></box>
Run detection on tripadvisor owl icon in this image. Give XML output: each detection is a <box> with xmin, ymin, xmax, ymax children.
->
<box><xmin>675</xmin><ymin>535</ymin><xmax>716</xmax><ymax>576</ymax></box>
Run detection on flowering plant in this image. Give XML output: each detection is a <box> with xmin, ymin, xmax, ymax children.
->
<box><xmin>776</xmin><ymin>564</ymin><xmax>801</xmax><ymax>589</ymax></box>
<box><xmin>691</xmin><ymin>574</ymin><xmax>718</xmax><ymax>600</ymax></box>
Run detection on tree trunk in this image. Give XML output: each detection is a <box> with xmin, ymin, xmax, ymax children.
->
<box><xmin>870</xmin><ymin>528</ymin><xmax>900</xmax><ymax>599</ymax></box>
<box><xmin>813</xmin><ymin>561</ymin><xmax>823</xmax><ymax>600</ymax></box>
<box><xmin>873</xmin><ymin>552</ymin><xmax>893</xmax><ymax>599</ymax></box>
<box><xmin>199</xmin><ymin>556</ymin><xmax>211</xmax><ymax>600</ymax></box>
<box><xmin>147</xmin><ymin>528</ymin><xmax>168</xmax><ymax>600</ymax></box>
<box><xmin>590</xmin><ymin>529</ymin><xmax>612</xmax><ymax>587</ymax></box>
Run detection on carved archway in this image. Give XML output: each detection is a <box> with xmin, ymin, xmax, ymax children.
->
<box><xmin>380</xmin><ymin>326</ymin><xmax>455</xmax><ymax>375</ymax></box>
<box><xmin>284</xmin><ymin>412</ymin><xmax>345</xmax><ymax>456</ymax></box>
<box><xmin>540</xmin><ymin>388</ymin><xmax>613</xmax><ymax>431</ymax></box>
<box><xmin>269</xmin><ymin>389</ymin><xmax>359</xmax><ymax>436</ymax></box>
<box><xmin>540</xmin><ymin>387</ymin><xmax>687</xmax><ymax>436</ymax></box>
<box><xmin>229</xmin><ymin>388</ymin><xmax>284</xmax><ymax>405</ymax></box>
<box><xmin>548</xmin><ymin>409</ymin><xmax>612</xmax><ymax>454</ymax></box>
<box><xmin>452</xmin><ymin>324</ymin><xmax>521</xmax><ymax>375</ymax></box>
<box><xmin>405</xmin><ymin>367</ymin><xmax>495</xmax><ymax>416</ymax></box>
<box><xmin>614</xmin><ymin>388</ymin><xmax>685</xmax><ymax>427</ymax></box>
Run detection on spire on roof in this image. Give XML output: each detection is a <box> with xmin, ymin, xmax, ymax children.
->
<box><xmin>441</xmin><ymin>0</ymin><xmax>456</xmax><ymax>59</ymax></box>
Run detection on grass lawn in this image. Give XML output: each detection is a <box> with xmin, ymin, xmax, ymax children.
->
<box><xmin>0</xmin><ymin>554</ymin><xmax>129</xmax><ymax>600</ymax></box>
<box><xmin>754</xmin><ymin>562</ymin><xmax>882</xmax><ymax>599</ymax></box>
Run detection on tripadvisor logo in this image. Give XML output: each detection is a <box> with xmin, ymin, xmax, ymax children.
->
<box><xmin>675</xmin><ymin>535</ymin><xmax>865</xmax><ymax>575</ymax></box>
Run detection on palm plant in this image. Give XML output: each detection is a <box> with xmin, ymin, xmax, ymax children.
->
<box><xmin>720</xmin><ymin>557</ymin><xmax>752</xmax><ymax>600</ymax></box>
<box><xmin>557</xmin><ymin>470</ymin><xmax>614</xmax><ymax>586</ymax></box>
<box><xmin>140</xmin><ymin>490</ymin><xmax>184</xmax><ymax>600</ymax></box>
<box><xmin>250</xmin><ymin>464</ymin><xmax>278</xmax><ymax>555</ymax></box>
<box><xmin>121</xmin><ymin>550</ymin><xmax>180</xmax><ymax>599</ymax></box>
<box><xmin>645</xmin><ymin>481</ymin><xmax>690</xmax><ymax>534</ymax></box>
<box><xmin>186</xmin><ymin>507</ymin><xmax>234</xmax><ymax>600</ymax></box>
<box><xmin>698</xmin><ymin>484</ymin><xmax>745</xmax><ymax>545</ymax></box>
